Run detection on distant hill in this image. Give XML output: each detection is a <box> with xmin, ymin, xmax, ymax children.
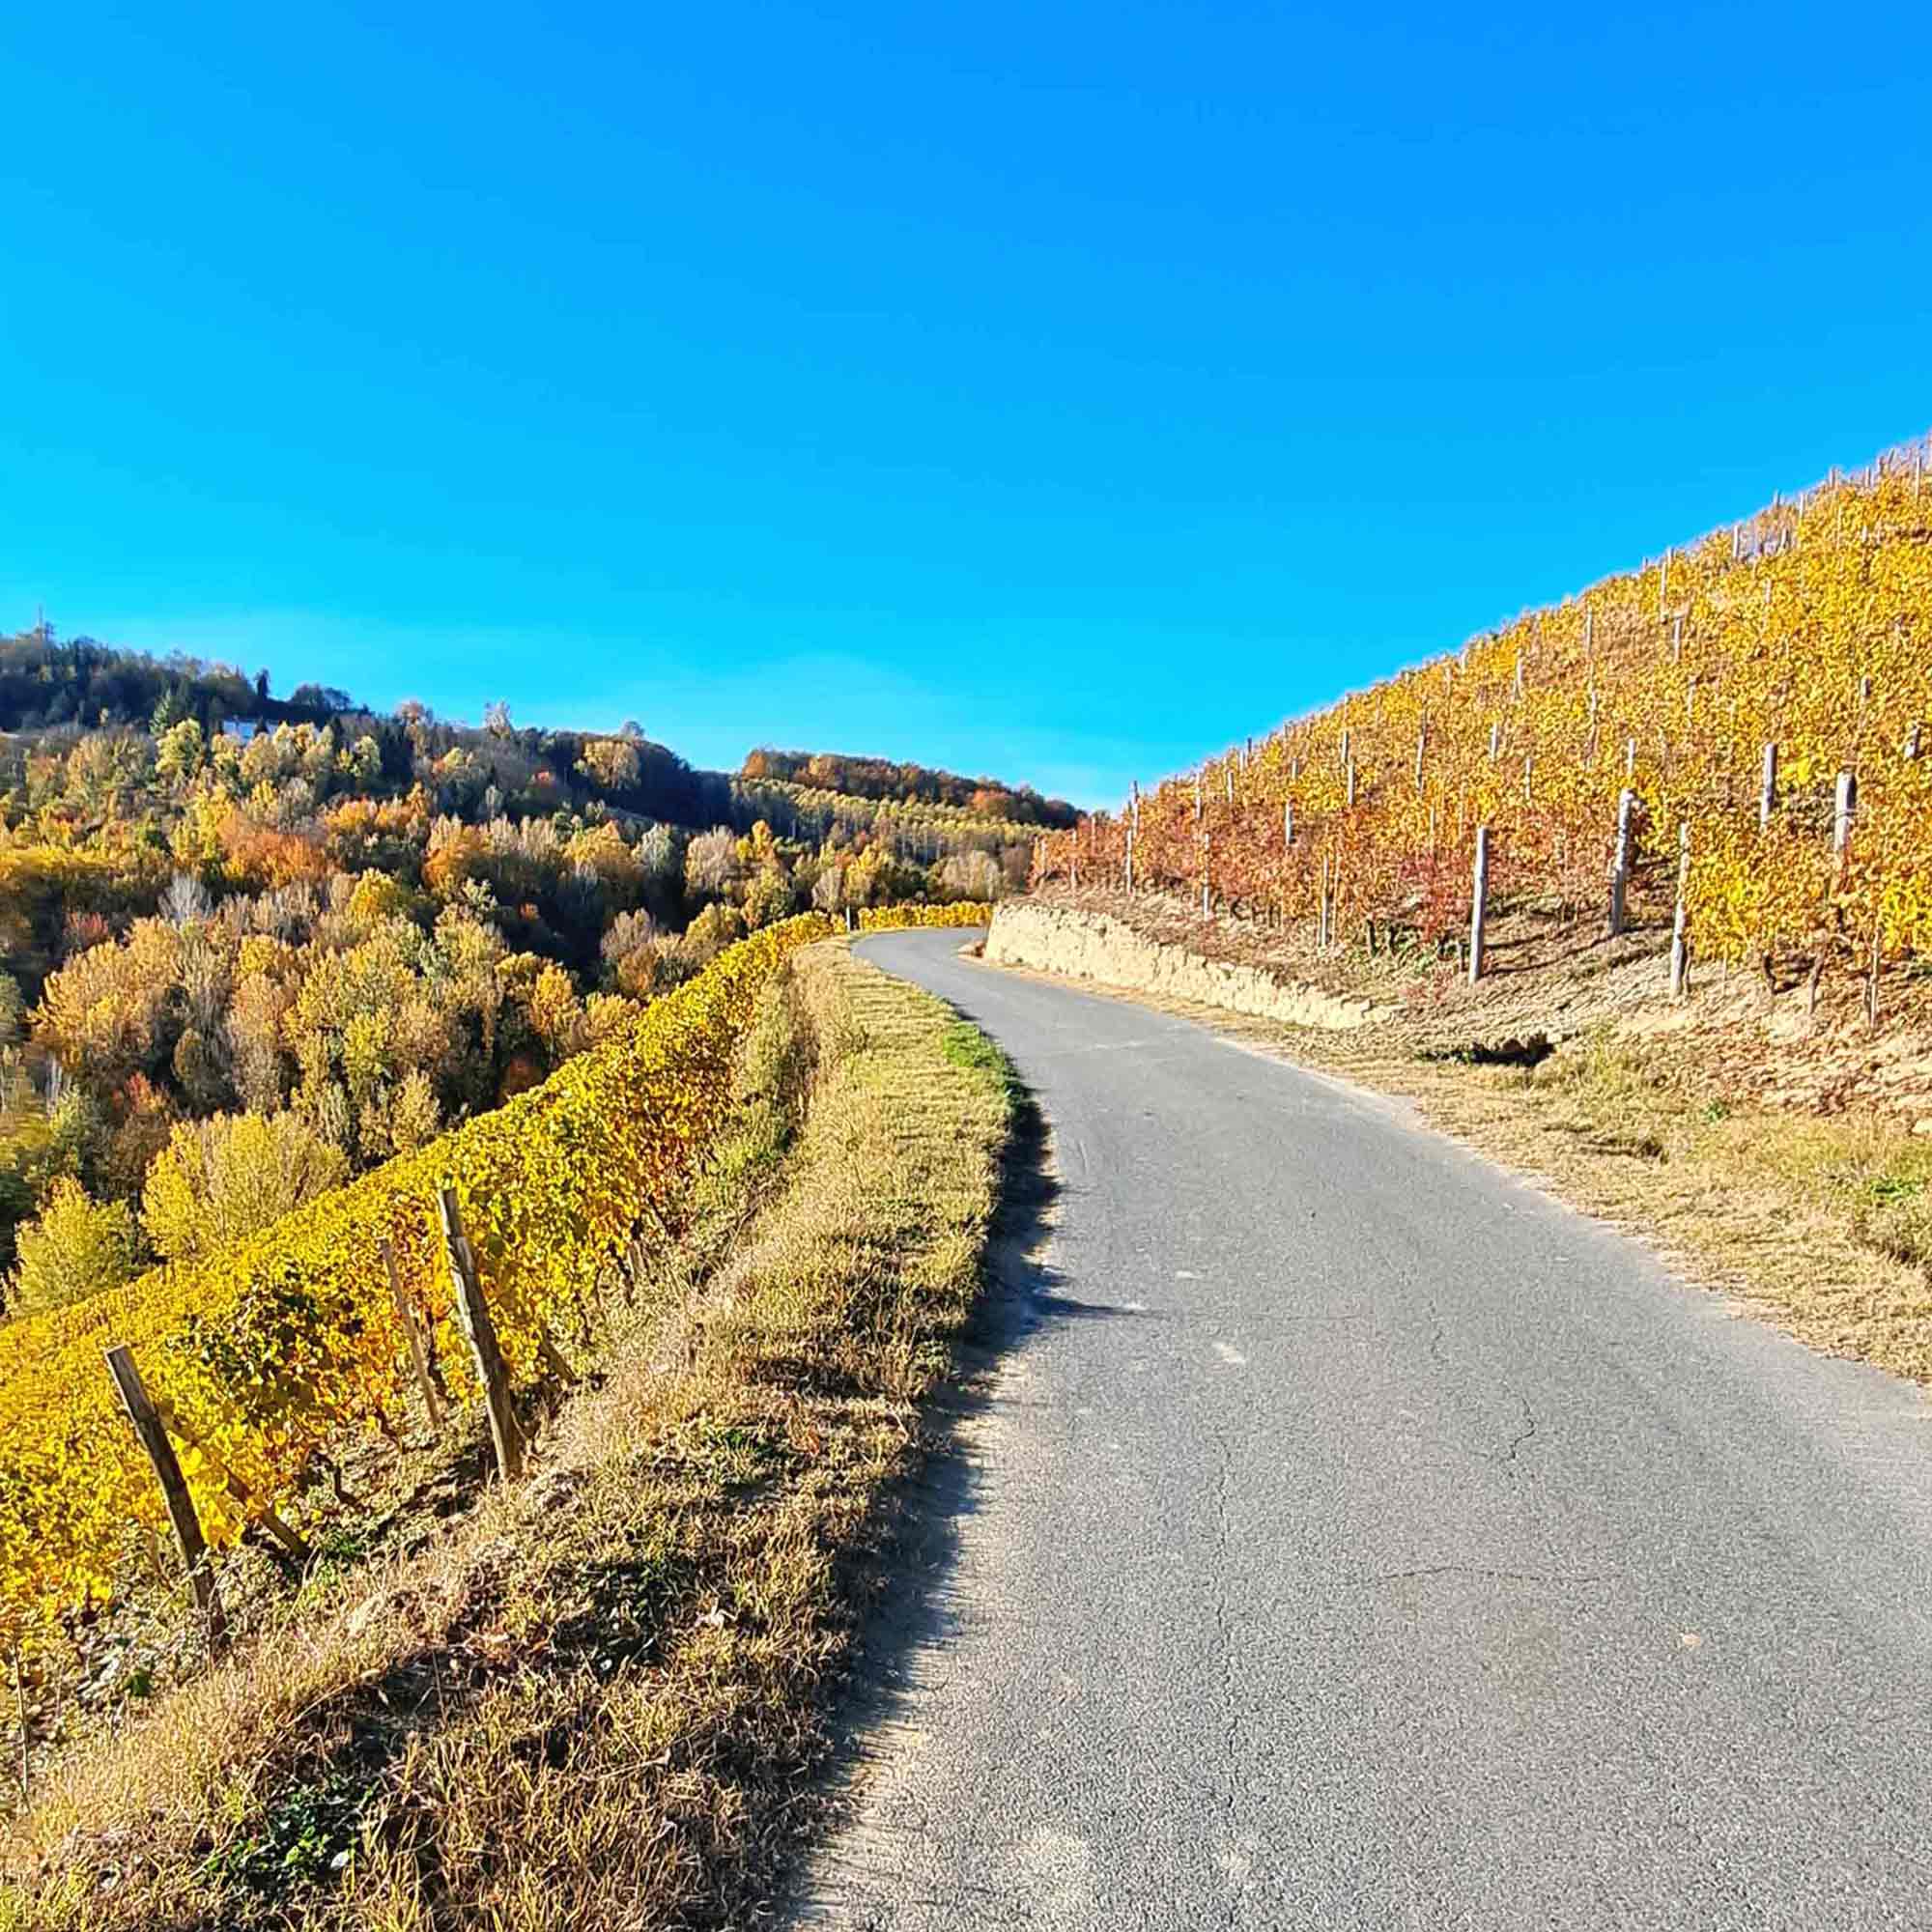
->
<box><xmin>741</xmin><ymin>747</ymin><xmax>1077</xmax><ymax>830</ymax></box>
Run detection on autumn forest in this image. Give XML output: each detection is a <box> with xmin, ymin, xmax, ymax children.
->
<box><xmin>0</xmin><ymin>624</ymin><xmax>1058</xmax><ymax>1316</ymax></box>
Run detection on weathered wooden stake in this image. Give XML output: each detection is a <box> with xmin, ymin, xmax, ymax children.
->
<box><xmin>1608</xmin><ymin>788</ymin><xmax>1637</xmax><ymax>936</ymax></box>
<box><xmin>1759</xmin><ymin>743</ymin><xmax>1778</xmax><ymax>832</ymax></box>
<box><xmin>103</xmin><ymin>1346</ymin><xmax>227</xmax><ymax>1653</ymax></box>
<box><xmin>1669</xmin><ymin>823</ymin><xmax>1691</xmax><ymax>999</ymax></box>
<box><xmin>12</xmin><ymin>1641</ymin><xmax>29</xmax><ymax>1803</ymax></box>
<box><xmin>437</xmin><ymin>1188</ymin><xmax>526</xmax><ymax>1483</ymax></box>
<box><xmin>1905</xmin><ymin>723</ymin><xmax>1922</xmax><ymax>762</ymax></box>
<box><xmin>1469</xmin><ymin>828</ymin><xmax>1490</xmax><ymax>984</ymax></box>
<box><xmin>1671</xmin><ymin>613</ymin><xmax>1684</xmax><ymax>663</ymax></box>
<box><xmin>384</xmin><ymin>1238</ymin><xmax>446</xmax><ymax>1433</ymax></box>
<box><xmin>1834</xmin><ymin>770</ymin><xmax>1858</xmax><ymax>866</ymax></box>
<box><xmin>533</xmin><ymin>1324</ymin><xmax>577</xmax><ymax>1386</ymax></box>
<box><xmin>1489</xmin><ymin>720</ymin><xmax>1501</xmax><ymax>762</ymax></box>
<box><xmin>1522</xmin><ymin>755</ymin><xmax>1534</xmax><ymax>805</ymax></box>
<box><xmin>1124</xmin><ymin>819</ymin><xmax>1135</xmax><ymax>895</ymax></box>
<box><xmin>1866</xmin><ymin>910</ymin><xmax>1883</xmax><ymax>1031</ymax></box>
<box><xmin>152</xmin><ymin>1394</ymin><xmax>310</xmax><ymax>1565</ymax></box>
<box><xmin>1414</xmin><ymin>720</ymin><xmax>1427</xmax><ymax>793</ymax></box>
<box><xmin>1345</xmin><ymin>757</ymin><xmax>1357</xmax><ymax>808</ymax></box>
<box><xmin>1282</xmin><ymin>798</ymin><xmax>1293</xmax><ymax>848</ymax></box>
<box><xmin>1200</xmin><ymin>834</ymin><xmax>1210</xmax><ymax>922</ymax></box>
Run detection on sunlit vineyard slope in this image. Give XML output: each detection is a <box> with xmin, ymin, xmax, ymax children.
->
<box><xmin>0</xmin><ymin>904</ymin><xmax>984</xmax><ymax>1661</ymax></box>
<box><xmin>1040</xmin><ymin>439</ymin><xmax>1932</xmax><ymax>984</ymax></box>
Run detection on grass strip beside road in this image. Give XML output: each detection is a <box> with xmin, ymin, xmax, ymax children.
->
<box><xmin>3</xmin><ymin>938</ymin><xmax>1016</xmax><ymax>1931</ymax></box>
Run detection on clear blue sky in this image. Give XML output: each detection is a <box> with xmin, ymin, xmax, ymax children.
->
<box><xmin>4</xmin><ymin>3</ymin><xmax>1928</xmax><ymax>807</ymax></box>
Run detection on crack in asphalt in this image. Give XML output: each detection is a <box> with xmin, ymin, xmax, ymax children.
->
<box><xmin>1424</xmin><ymin>1304</ymin><xmax>1539</xmax><ymax>1469</ymax></box>
<box><xmin>1498</xmin><ymin>1392</ymin><xmax>1538</xmax><ymax>1465</ymax></box>
<box><xmin>1352</xmin><ymin>1566</ymin><xmax>1609</xmax><ymax>1587</ymax></box>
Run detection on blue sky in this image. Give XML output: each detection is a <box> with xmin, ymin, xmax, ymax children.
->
<box><xmin>4</xmin><ymin>3</ymin><xmax>1928</xmax><ymax>807</ymax></box>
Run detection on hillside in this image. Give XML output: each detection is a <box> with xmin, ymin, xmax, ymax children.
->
<box><xmin>0</xmin><ymin>914</ymin><xmax>1008</xmax><ymax>1928</ymax></box>
<box><xmin>0</xmin><ymin>627</ymin><xmax>1038</xmax><ymax>1311</ymax></box>
<box><xmin>1039</xmin><ymin>438</ymin><xmax>1932</xmax><ymax>1015</ymax></box>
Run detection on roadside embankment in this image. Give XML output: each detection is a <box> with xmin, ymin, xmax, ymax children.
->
<box><xmin>985</xmin><ymin>897</ymin><xmax>1388</xmax><ymax>1030</ymax></box>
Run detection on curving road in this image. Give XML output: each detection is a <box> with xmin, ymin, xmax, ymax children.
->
<box><xmin>795</xmin><ymin>927</ymin><xmax>1932</xmax><ymax>1930</ymax></box>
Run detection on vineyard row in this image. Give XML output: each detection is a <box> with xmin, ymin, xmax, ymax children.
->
<box><xmin>1036</xmin><ymin>440</ymin><xmax>1932</xmax><ymax>977</ymax></box>
<box><xmin>0</xmin><ymin>902</ymin><xmax>987</xmax><ymax>1662</ymax></box>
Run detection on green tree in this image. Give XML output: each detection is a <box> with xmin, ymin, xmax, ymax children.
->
<box><xmin>141</xmin><ymin>1110</ymin><xmax>350</xmax><ymax>1264</ymax></box>
<box><xmin>12</xmin><ymin>1178</ymin><xmax>143</xmax><ymax>1315</ymax></box>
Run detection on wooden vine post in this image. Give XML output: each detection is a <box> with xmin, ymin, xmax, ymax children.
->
<box><xmin>1834</xmin><ymin>770</ymin><xmax>1858</xmax><ymax>868</ymax></box>
<box><xmin>1123</xmin><ymin>815</ymin><xmax>1134</xmax><ymax>895</ymax></box>
<box><xmin>1608</xmin><ymin>788</ymin><xmax>1636</xmax><ymax>936</ymax></box>
<box><xmin>1469</xmin><ymin>827</ymin><xmax>1490</xmax><ymax>984</ymax></box>
<box><xmin>384</xmin><ymin>1238</ymin><xmax>446</xmax><ymax>1433</ymax></box>
<box><xmin>437</xmin><ymin>1188</ymin><xmax>526</xmax><ymax>1483</ymax></box>
<box><xmin>11</xmin><ymin>1641</ymin><xmax>27</xmax><ymax>1802</ymax></box>
<box><xmin>1866</xmin><ymin>908</ymin><xmax>1883</xmax><ymax>1031</ymax></box>
<box><xmin>1759</xmin><ymin>743</ymin><xmax>1778</xmax><ymax>832</ymax></box>
<box><xmin>1200</xmin><ymin>834</ymin><xmax>1211</xmax><ymax>922</ymax></box>
<box><xmin>1669</xmin><ymin>822</ymin><xmax>1691</xmax><ymax>999</ymax></box>
<box><xmin>103</xmin><ymin>1345</ymin><xmax>227</xmax><ymax>1654</ymax></box>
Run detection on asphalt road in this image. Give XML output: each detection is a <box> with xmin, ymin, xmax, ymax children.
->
<box><xmin>794</xmin><ymin>928</ymin><xmax>1932</xmax><ymax>1930</ymax></box>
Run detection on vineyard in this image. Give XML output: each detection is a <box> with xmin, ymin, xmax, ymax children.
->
<box><xmin>1038</xmin><ymin>439</ymin><xmax>1932</xmax><ymax>993</ymax></box>
<box><xmin>0</xmin><ymin>902</ymin><xmax>986</xmax><ymax>1679</ymax></box>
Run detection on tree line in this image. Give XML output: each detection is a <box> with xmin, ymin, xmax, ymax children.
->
<box><xmin>0</xmin><ymin>629</ymin><xmax>1031</xmax><ymax>1320</ymax></box>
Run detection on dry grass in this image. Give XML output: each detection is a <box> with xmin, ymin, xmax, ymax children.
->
<box><xmin>0</xmin><ymin>942</ymin><xmax>1016</xmax><ymax>1930</ymax></box>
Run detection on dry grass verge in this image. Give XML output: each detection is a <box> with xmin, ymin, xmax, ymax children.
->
<box><xmin>0</xmin><ymin>941</ymin><xmax>1016</xmax><ymax>1930</ymax></box>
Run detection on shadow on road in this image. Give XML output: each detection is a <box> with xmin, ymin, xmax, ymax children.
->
<box><xmin>777</xmin><ymin>1063</ymin><xmax>1075</xmax><ymax>1922</ymax></box>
